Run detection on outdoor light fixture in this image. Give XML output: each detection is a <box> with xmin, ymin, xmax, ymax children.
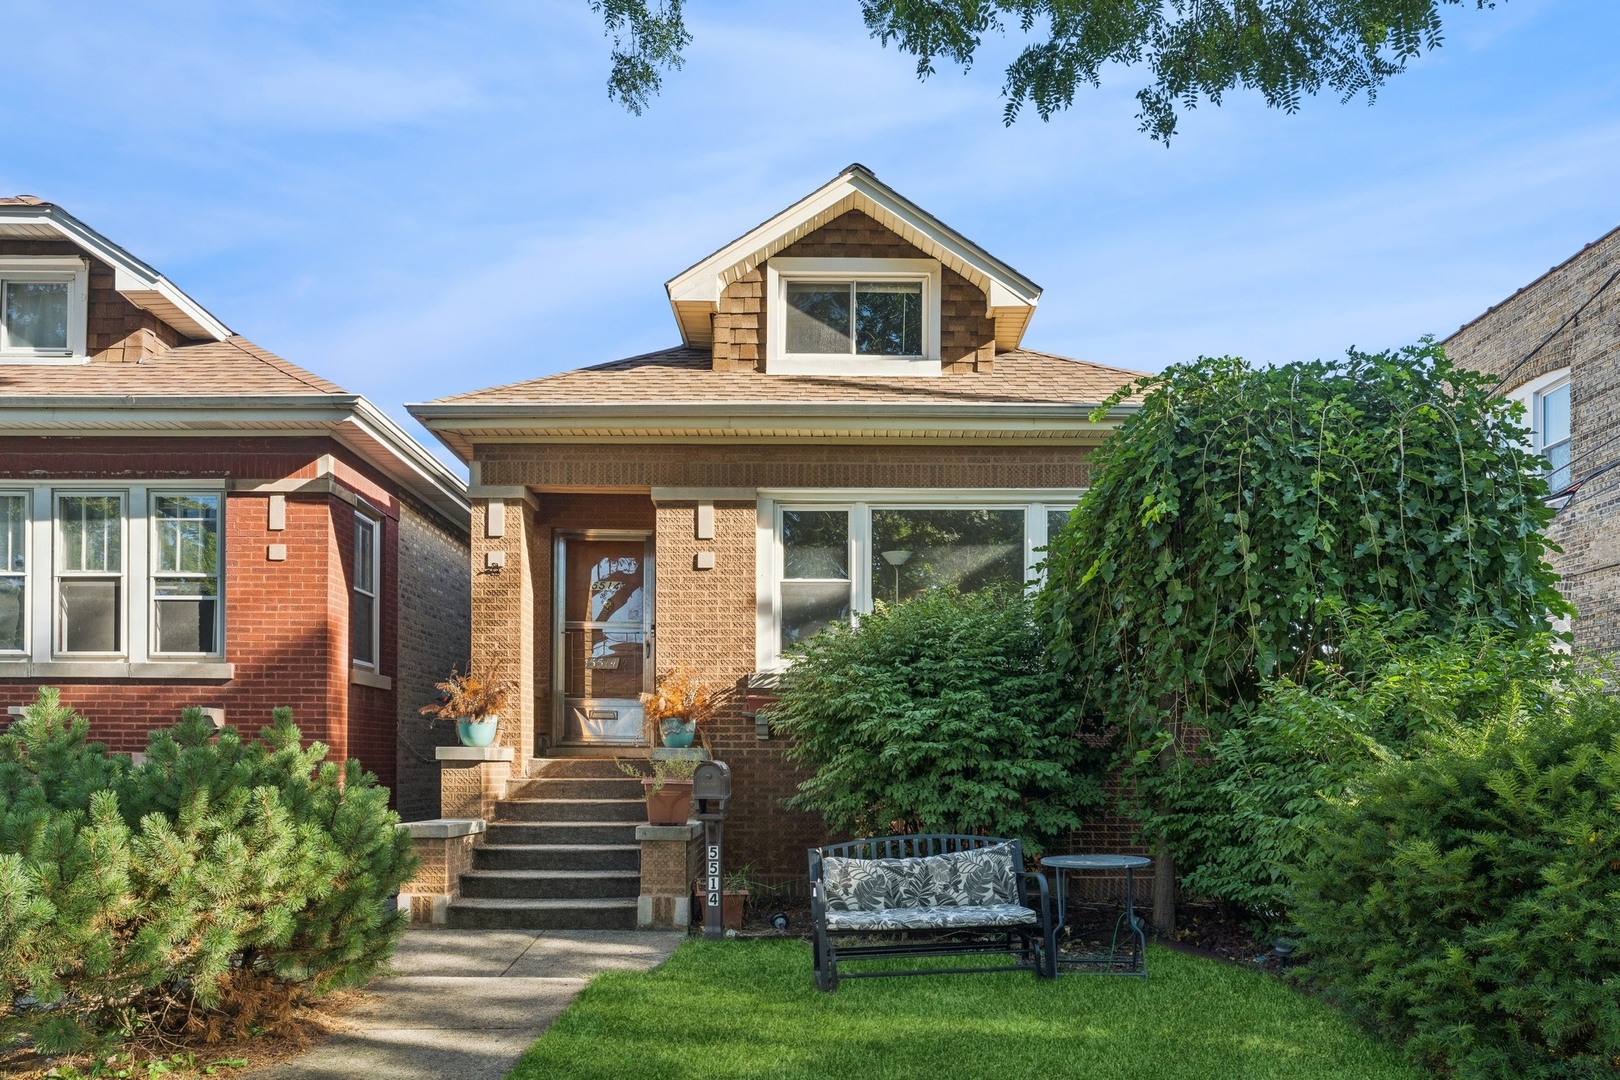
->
<box><xmin>770</xmin><ymin>912</ymin><xmax>791</xmax><ymax>932</ymax></box>
<box><xmin>880</xmin><ymin>549</ymin><xmax>912</xmax><ymax>603</ymax></box>
<box><xmin>1272</xmin><ymin>938</ymin><xmax>1296</xmax><ymax>969</ymax></box>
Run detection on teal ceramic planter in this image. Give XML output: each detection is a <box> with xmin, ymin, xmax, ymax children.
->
<box><xmin>660</xmin><ymin>718</ymin><xmax>697</xmax><ymax>748</ymax></box>
<box><xmin>457</xmin><ymin>718</ymin><xmax>499</xmax><ymax>747</ymax></box>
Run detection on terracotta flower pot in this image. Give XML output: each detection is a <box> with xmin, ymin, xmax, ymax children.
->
<box><xmin>643</xmin><ymin>779</ymin><xmax>693</xmax><ymax>825</ymax></box>
<box><xmin>695</xmin><ymin>886</ymin><xmax>750</xmax><ymax>932</ymax></box>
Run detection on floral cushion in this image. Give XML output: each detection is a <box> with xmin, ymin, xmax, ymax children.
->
<box><xmin>824</xmin><ymin>903</ymin><xmax>1038</xmax><ymax>932</ymax></box>
<box><xmin>822</xmin><ymin>842</ymin><xmax>1019</xmax><ymax>913</ymax></box>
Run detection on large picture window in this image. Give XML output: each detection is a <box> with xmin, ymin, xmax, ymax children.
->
<box><xmin>152</xmin><ymin>493</ymin><xmax>221</xmax><ymax>655</ymax></box>
<box><xmin>56</xmin><ymin>493</ymin><xmax>124</xmax><ymax>654</ymax></box>
<box><xmin>352</xmin><ymin>514</ymin><xmax>380</xmax><ymax>667</ymax></box>
<box><xmin>761</xmin><ymin>492</ymin><xmax>1081</xmax><ymax>669</ymax></box>
<box><xmin>0</xmin><ymin>494</ymin><xmax>26</xmax><ymax>654</ymax></box>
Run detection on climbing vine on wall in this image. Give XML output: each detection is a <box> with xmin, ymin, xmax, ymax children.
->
<box><xmin>1035</xmin><ymin>341</ymin><xmax>1570</xmax><ymax>871</ymax></box>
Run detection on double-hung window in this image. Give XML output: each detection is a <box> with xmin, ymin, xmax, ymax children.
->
<box><xmin>760</xmin><ymin>492</ymin><xmax>1082</xmax><ymax>668</ymax></box>
<box><xmin>0</xmin><ymin>494</ymin><xmax>26</xmax><ymax>654</ymax></box>
<box><xmin>0</xmin><ymin>257</ymin><xmax>89</xmax><ymax>362</ymax></box>
<box><xmin>56</xmin><ymin>493</ymin><xmax>124</xmax><ymax>654</ymax></box>
<box><xmin>1537</xmin><ymin>379</ymin><xmax>1572</xmax><ymax>492</ymax></box>
<box><xmin>352</xmin><ymin>514</ymin><xmax>380</xmax><ymax>668</ymax></box>
<box><xmin>152</xmin><ymin>494</ymin><xmax>221</xmax><ymax>655</ymax></box>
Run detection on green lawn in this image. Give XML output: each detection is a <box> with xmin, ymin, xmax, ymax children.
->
<box><xmin>507</xmin><ymin>940</ymin><xmax>1422</xmax><ymax>1080</ymax></box>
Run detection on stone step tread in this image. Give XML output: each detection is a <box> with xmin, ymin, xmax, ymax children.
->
<box><xmin>461</xmin><ymin>870</ymin><xmax>641</xmax><ymax>880</ymax></box>
<box><xmin>449</xmin><ymin>898</ymin><xmax>639</xmax><ymax>910</ymax></box>
<box><xmin>499</xmin><ymin>798</ymin><xmax>646</xmax><ymax>805</ymax></box>
<box><xmin>476</xmin><ymin>843</ymin><xmax>640</xmax><ymax>852</ymax></box>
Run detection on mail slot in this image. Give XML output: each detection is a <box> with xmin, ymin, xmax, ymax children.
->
<box><xmin>693</xmin><ymin>760</ymin><xmax>732</xmax><ymax>800</ymax></box>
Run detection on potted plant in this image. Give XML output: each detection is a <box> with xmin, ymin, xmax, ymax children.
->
<box><xmin>618</xmin><ymin>757</ymin><xmax>698</xmax><ymax>825</ymax></box>
<box><xmin>639</xmin><ymin>665</ymin><xmax>715</xmax><ymax>749</ymax></box>
<box><xmin>696</xmin><ymin>864</ymin><xmax>752</xmax><ymax>932</ymax></box>
<box><xmin>420</xmin><ymin>659</ymin><xmax>515</xmax><ymax>747</ymax></box>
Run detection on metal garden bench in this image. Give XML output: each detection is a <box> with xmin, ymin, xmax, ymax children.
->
<box><xmin>808</xmin><ymin>834</ymin><xmax>1057</xmax><ymax>991</ymax></box>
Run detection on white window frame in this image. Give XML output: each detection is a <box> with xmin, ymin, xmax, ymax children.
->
<box><xmin>766</xmin><ymin>257</ymin><xmax>943</xmax><ymax>377</ymax></box>
<box><xmin>148</xmin><ymin>491</ymin><xmax>225</xmax><ymax>658</ymax></box>
<box><xmin>0</xmin><ymin>256</ymin><xmax>90</xmax><ymax>364</ymax></box>
<box><xmin>53</xmin><ymin>490</ymin><xmax>128</xmax><ymax>657</ymax></box>
<box><xmin>352</xmin><ymin>512</ymin><xmax>381</xmax><ymax>669</ymax></box>
<box><xmin>1536</xmin><ymin>377</ymin><xmax>1572</xmax><ymax>490</ymax></box>
<box><xmin>1507</xmin><ymin>368</ymin><xmax>1573</xmax><ymax>490</ymax></box>
<box><xmin>755</xmin><ymin>488</ymin><xmax>1086</xmax><ymax>670</ymax></box>
<box><xmin>0</xmin><ymin>490</ymin><xmax>29</xmax><ymax>656</ymax></box>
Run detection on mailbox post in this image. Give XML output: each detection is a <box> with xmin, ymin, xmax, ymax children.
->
<box><xmin>692</xmin><ymin>760</ymin><xmax>732</xmax><ymax>940</ymax></box>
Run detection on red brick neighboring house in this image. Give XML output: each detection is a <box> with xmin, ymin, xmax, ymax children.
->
<box><xmin>0</xmin><ymin>197</ymin><xmax>470</xmax><ymax>819</ymax></box>
<box><xmin>1446</xmin><ymin>226</ymin><xmax>1620</xmax><ymax>663</ymax></box>
<box><xmin>407</xmin><ymin>165</ymin><xmax>1145</xmax><ymax>925</ymax></box>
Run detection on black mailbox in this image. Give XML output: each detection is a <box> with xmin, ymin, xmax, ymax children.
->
<box><xmin>692</xmin><ymin>760</ymin><xmax>732</xmax><ymax>801</ymax></box>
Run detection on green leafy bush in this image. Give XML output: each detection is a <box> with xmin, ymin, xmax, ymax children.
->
<box><xmin>1292</xmin><ymin>685</ymin><xmax>1620</xmax><ymax>1079</ymax></box>
<box><xmin>1035</xmin><ymin>342</ymin><xmax>1568</xmax><ymax>916</ymax></box>
<box><xmin>1143</xmin><ymin>614</ymin><xmax>1564</xmax><ymax>919</ymax></box>
<box><xmin>0</xmin><ymin>689</ymin><xmax>415</xmax><ymax>1053</ymax></box>
<box><xmin>773</xmin><ymin>588</ymin><xmax>1106</xmax><ymax>852</ymax></box>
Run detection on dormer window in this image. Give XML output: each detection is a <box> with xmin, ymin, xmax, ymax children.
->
<box><xmin>767</xmin><ymin>258</ymin><xmax>942</xmax><ymax>376</ymax></box>
<box><xmin>0</xmin><ymin>257</ymin><xmax>88</xmax><ymax>363</ymax></box>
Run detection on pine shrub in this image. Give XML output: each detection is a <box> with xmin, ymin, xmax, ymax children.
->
<box><xmin>1292</xmin><ymin>686</ymin><xmax>1620</xmax><ymax>1079</ymax></box>
<box><xmin>0</xmin><ymin>689</ymin><xmax>415</xmax><ymax>1053</ymax></box>
<box><xmin>772</xmin><ymin>588</ymin><xmax>1107</xmax><ymax>852</ymax></box>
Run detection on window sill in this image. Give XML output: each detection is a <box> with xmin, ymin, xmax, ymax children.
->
<box><xmin>0</xmin><ymin>660</ymin><xmax>235</xmax><ymax>680</ymax></box>
<box><xmin>0</xmin><ymin>354</ymin><xmax>90</xmax><ymax>366</ymax></box>
<box><xmin>768</xmin><ymin>355</ymin><xmax>941</xmax><ymax>378</ymax></box>
<box><xmin>351</xmin><ymin>665</ymin><xmax>392</xmax><ymax>691</ymax></box>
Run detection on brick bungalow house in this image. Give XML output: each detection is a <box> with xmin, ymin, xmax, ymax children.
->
<box><xmin>1446</xmin><ymin>225</ymin><xmax>1620</xmax><ymax>662</ymax></box>
<box><xmin>0</xmin><ymin>196</ymin><xmax>471</xmax><ymax>820</ymax></box>
<box><xmin>407</xmin><ymin>165</ymin><xmax>1144</xmax><ymax>927</ymax></box>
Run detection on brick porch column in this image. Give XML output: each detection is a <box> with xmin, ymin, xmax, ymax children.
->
<box><xmin>469</xmin><ymin>484</ymin><xmax>538</xmax><ymax>775</ymax></box>
<box><xmin>637</xmin><ymin>821</ymin><xmax>703</xmax><ymax>929</ymax></box>
<box><xmin>437</xmin><ymin>745</ymin><xmax>513</xmax><ymax>820</ymax></box>
<box><xmin>396</xmin><ymin>818</ymin><xmax>485</xmax><ymax>924</ymax></box>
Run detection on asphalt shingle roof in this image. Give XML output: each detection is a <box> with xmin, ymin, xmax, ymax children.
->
<box><xmin>431</xmin><ymin>346</ymin><xmax>1146</xmax><ymax>408</ymax></box>
<box><xmin>0</xmin><ymin>337</ymin><xmax>350</xmax><ymax>398</ymax></box>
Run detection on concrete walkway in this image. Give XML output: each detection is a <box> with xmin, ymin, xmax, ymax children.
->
<box><xmin>250</xmin><ymin>929</ymin><xmax>685</xmax><ymax>1080</ymax></box>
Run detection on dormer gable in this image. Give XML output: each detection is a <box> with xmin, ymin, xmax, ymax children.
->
<box><xmin>0</xmin><ymin>196</ymin><xmax>230</xmax><ymax>365</ymax></box>
<box><xmin>664</xmin><ymin>166</ymin><xmax>1040</xmax><ymax>376</ymax></box>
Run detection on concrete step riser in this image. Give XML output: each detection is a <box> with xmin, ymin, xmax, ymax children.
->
<box><xmin>497</xmin><ymin>800</ymin><xmax>650</xmax><ymax>823</ymax></box>
<box><xmin>531</xmin><ymin>758</ymin><xmax>645</xmax><ymax>779</ymax></box>
<box><xmin>446</xmin><ymin>905</ymin><xmax>639</xmax><ymax>931</ymax></box>
<box><xmin>473</xmin><ymin>846</ymin><xmax>639</xmax><ymax>872</ymax></box>
<box><xmin>458</xmin><ymin>874</ymin><xmax>641</xmax><ymax>900</ymax></box>
<box><xmin>485</xmin><ymin>823</ymin><xmax>641</xmax><ymax>845</ymax></box>
<box><xmin>510</xmin><ymin>778</ymin><xmax>647</xmax><ymax>801</ymax></box>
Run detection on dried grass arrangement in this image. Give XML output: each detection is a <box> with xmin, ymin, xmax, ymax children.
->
<box><xmin>639</xmin><ymin>665</ymin><xmax>716</xmax><ymax>743</ymax></box>
<box><xmin>419</xmin><ymin>658</ymin><xmax>515</xmax><ymax>722</ymax></box>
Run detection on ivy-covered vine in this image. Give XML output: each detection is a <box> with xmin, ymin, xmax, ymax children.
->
<box><xmin>1035</xmin><ymin>341</ymin><xmax>1570</xmax><ymax>903</ymax></box>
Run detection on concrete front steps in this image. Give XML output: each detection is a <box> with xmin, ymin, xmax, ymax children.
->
<box><xmin>446</xmin><ymin>758</ymin><xmax>649</xmax><ymax>930</ymax></box>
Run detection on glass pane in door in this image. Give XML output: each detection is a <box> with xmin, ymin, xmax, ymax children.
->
<box><xmin>561</xmin><ymin>537</ymin><xmax>650</xmax><ymax>744</ymax></box>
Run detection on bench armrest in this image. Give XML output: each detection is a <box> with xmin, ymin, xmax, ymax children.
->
<box><xmin>1021</xmin><ymin>870</ymin><xmax>1055</xmax><ymax>930</ymax></box>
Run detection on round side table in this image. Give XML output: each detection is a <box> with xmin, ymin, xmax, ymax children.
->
<box><xmin>1040</xmin><ymin>854</ymin><xmax>1152</xmax><ymax>978</ymax></box>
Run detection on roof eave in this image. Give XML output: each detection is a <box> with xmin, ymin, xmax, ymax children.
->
<box><xmin>0</xmin><ymin>394</ymin><xmax>469</xmax><ymax>530</ymax></box>
<box><xmin>0</xmin><ymin>204</ymin><xmax>232</xmax><ymax>341</ymax></box>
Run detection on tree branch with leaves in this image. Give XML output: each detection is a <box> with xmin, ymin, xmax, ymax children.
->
<box><xmin>591</xmin><ymin>0</ymin><xmax>1499</xmax><ymax>140</ymax></box>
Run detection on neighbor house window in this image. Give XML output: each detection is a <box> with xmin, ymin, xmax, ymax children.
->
<box><xmin>761</xmin><ymin>492</ymin><xmax>1082</xmax><ymax>668</ymax></box>
<box><xmin>151</xmin><ymin>493</ymin><xmax>221</xmax><ymax>655</ymax></box>
<box><xmin>767</xmin><ymin>258</ymin><xmax>942</xmax><ymax>376</ymax></box>
<box><xmin>0</xmin><ymin>258</ymin><xmax>89</xmax><ymax>361</ymax></box>
<box><xmin>56</xmin><ymin>493</ymin><xmax>124</xmax><ymax>654</ymax></box>
<box><xmin>0</xmin><ymin>494</ymin><xmax>26</xmax><ymax>653</ymax></box>
<box><xmin>1537</xmin><ymin>379</ymin><xmax>1571</xmax><ymax>492</ymax></box>
<box><xmin>352</xmin><ymin>514</ymin><xmax>379</xmax><ymax>667</ymax></box>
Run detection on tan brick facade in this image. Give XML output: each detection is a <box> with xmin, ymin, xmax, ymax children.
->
<box><xmin>711</xmin><ymin>210</ymin><xmax>996</xmax><ymax>374</ymax></box>
<box><xmin>1446</xmin><ymin>225</ymin><xmax>1620</xmax><ymax>660</ymax></box>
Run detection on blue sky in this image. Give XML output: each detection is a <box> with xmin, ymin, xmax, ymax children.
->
<box><xmin>3</xmin><ymin>0</ymin><xmax>1617</xmax><ymax>469</ymax></box>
